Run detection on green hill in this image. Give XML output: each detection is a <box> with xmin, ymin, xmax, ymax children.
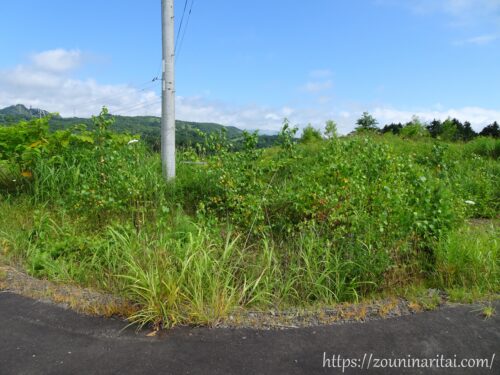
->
<box><xmin>0</xmin><ymin>104</ymin><xmax>51</xmax><ymax>121</ymax></box>
<box><xmin>0</xmin><ymin>104</ymin><xmax>278</xmax><ymax>149</ymax></box>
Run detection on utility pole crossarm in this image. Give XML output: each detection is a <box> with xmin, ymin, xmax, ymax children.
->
<box><xmin>161</xmin><ymin>0</ymin><xmax>176</xmax><ymax>180</ymax></box>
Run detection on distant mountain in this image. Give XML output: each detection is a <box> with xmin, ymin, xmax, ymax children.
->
<box><xmin>0</xmin><ymin>105</ymin><xmax>279</xmax><ymax>149</ymax></box>
<box><xmin>0</xmin><ymin>104</ymin><xmax>51</xmax><ymax>119</ymax></box>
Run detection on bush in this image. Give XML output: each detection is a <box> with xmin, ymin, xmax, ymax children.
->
<box><xmin>465</xmin><ymin>137</ymin><xmax>500</xmax><ymax>159</ymax></box>
<box><xmin>300</xmin><ymin>124</ymin><xmax>323</xmax><ymax>143</ymax></box>
<box><xmin>400</xmin><ymin>123</ymin><xmax>429</xmax><ymax>139</ymax></box>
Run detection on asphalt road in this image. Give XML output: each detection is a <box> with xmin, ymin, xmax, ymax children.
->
<box><xmin>0</xmin><ymin>292</ymin><xmax>498</xmax><ymax>375</ymax></box>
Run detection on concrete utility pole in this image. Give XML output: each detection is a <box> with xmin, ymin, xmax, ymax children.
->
<box><xmin>161</xmin><ymin>0</ymin><xmax>176</xmax><ymax>180</ymax></box>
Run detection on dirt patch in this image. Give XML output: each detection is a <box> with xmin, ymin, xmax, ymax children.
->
<box><xmin>0</xmin><ymin>264</ymin><xmax>136</xmax><ymax>318</ymax></box>
<box><xmin>217</xmin><ymin>294</ymin><xmax>443</xmax><ymax>330</ymax></box>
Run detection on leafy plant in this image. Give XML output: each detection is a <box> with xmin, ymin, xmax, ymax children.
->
<box><xmin>355</xmin><ymin>112</ymin><xmax>379</xmax><ymax>132</ymax></box>
<box><xmin>300</xmin><ymin>124</ymin><xmax>323</xmax><ymax>144</ymax></box>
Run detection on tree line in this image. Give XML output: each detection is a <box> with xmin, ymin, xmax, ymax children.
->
<box><xmin>355</xmin><ymin>112</ymin><xmax>499</xmax><ymax>140</ymax></box>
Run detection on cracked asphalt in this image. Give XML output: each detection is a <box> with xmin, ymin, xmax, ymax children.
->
<box><xmin>0</xmin><ymin>292</ymin><xmax>498</xmax><ymax>374</ymax></box>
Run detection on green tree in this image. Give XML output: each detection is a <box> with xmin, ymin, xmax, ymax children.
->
<box><xmin>426</xmin><ymin>119</ymin><xmax>442</xmax><ymax>138</ymax></box>
<box><xmin>459</xmin><ymin>121</ymin><xmax>477</xmax><ymax>141</ymax></box>
<box><xmin>300</xmin><ymin>124</ymin><xmax>323</xmax><ymax>143</ymax></box>
<box><xmin>324</xmin><ymin>120</ymin><xmax>338</xmax><ymax>139</ymax></box>
<box><xmin>479</xmin><ymin>121</ymin><xmax>499</xmax><ymax>138</ymax></box>
<box><xmin>381</xmin><ymin>123</ymin><xmax>403</xmax><ymax>134</ymax></box>
<box><xmin>400</xmin><ymin>115</ymin><xmax>429</xmax><ymax>139</ymax></box>
<box><xmin>355</xmin><ymin>112</ymin><xmax>378</xmax><ymax>132</ymax></box>
<box><xmin>440</xmin><ymin>118</ymin><xmax>458</xmax><ymax>141</ymax></box>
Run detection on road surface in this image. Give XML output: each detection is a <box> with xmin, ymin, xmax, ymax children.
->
<box><xmin>0</xmin><ymin>292</ymin><xmax>498</xmax><ymax>374</ymax></box>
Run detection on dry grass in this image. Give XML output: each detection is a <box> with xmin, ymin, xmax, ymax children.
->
<box><xmin>0</xmin><ymin>265</ymin><xmax>136</xmax><ymax>318</ymax></box>
<box><xmin>378</xmin><ymin>297</ymin><xmax>400</xmax><ymax>317</ymax></box>
<box><xmin>408</xmin><ymin>301</ymin><xmax>423</xmax><ymax>313</ymax></box>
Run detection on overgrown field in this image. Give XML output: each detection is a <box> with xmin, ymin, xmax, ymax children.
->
<box><xmin>0</xmin><ymin>111</ymin><xmax>499</xmax><ymax>328</ymax></box>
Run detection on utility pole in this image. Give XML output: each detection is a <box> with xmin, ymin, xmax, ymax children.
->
<box><xmin>161</xmin><ymin>0</ymin><xmax>176</xmax><ymax>180</ymax></box>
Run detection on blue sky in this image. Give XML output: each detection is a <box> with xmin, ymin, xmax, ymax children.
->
<box><xmin>0</xmin><ymin>0</ymin><xmax>499</xmax><ymax>133</ymax></box>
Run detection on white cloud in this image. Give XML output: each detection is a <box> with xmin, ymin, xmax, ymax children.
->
<box><xmin>4</xmin><ymin>65</ymin><xmax>63</xmax><ymax>88</ymax></box>
<box><xmin>265</xmin><ymin>113</ymin><xmax>281</xmax><ymax>121</ymax></box>
<box><xmin>301</xmin><ymin>70</ymin><xmax>334</xmax><ymax>93</ymax></box>
<box><xmin>31</xmin><ymin>49</ymin><xmax>83</xmax><ymax>72</ymax></box>
<box><xmin>1</xmin><ymin>49</ymin><xmax>498</xmax><ymax>135</ymax></box>
<box><xmin>175</xmin><ymin>96</ymin><xmax>295</xmax><ymax>132</ymax></box>
<box><xmin>301</xmin><ymin>80</ymin><xmax>333</xmax><ymax>93</ymax></box>
<box><xmin>282</xmin><ymin>107</ymin><xmax>294</xmax><ymax>117</ymax></box>
<box><xmin>0</xmin><ymin>49</ymin><xmax>160</xmax><ymax>117</ymax></box>
<box><xmin>454</xmin><ymin>34</ymin><xmax>498</xmax><ymax>45</ymax></box>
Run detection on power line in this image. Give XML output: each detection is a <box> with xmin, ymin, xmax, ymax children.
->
<box><xmin>83</xmin><ymin>77</ymin><xmax>161</xmax><ymax>111</ymax></box>
<box><xmin>112</xmin><ymin>97</ymin><xmax>161</xmax><ymax>116</ymax></box>
<box><xmin>104</xmin><ymin>80</ymin><xmax>160</xmax><ymax>104</ymax></box>
<box><xmin>112</xmin><ymin>101</ymin><xmax>161</xmax><ymax>117</ymax></box>
<box><xmin>175</xmin><ymin>0</ymin><xmax>194</xmax><ymax>62</ymax></box>
<box><xmin>112</xmin><ymin>97</ymin><xmax>161</xmax><ymax>115</ymax></box>
<box><xmin>174</xmin><ymin>0</ymin><xmax>189</xmax><ymax>54</ymax></box>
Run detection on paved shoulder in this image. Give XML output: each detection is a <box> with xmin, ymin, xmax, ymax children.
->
<box><xmin>0</xmin><ymin>292</ymin><xmax>498</xmax><ymax>374</ymax></box>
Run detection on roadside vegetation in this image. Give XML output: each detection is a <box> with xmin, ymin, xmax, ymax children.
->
<box><xmin>0</xmin><ymin>109</ymin><xmax>498</xmax><ymax>328</ymax></box>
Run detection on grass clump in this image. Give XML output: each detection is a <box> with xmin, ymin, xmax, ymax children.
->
<box><xmin>433</xmin><ymin>222</ymin><xmax>499</xmax><ymax>294</ymax></box>
<box><xmin>481</xmin><ymin>305</ymin><xmax>496</xmax><ymax>319</ymax></box>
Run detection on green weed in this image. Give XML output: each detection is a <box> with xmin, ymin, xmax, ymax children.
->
<box><xmin>433</xmin><ymin>222</ymin><xmax>499</xmax><ymax>293</ymax></box>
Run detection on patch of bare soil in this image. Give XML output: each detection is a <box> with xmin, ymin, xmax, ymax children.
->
<box><xmin>0</xmin><ymin>264</ymin><xmax>136</xmax><ymax>318</ymax></box>
<box><xmin>218</xmin><ymin>293</ymin><xmax>443</xmax><ymax>329</ymax></box>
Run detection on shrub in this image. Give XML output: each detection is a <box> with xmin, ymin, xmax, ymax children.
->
<box><xmin>400</xmin><ymin>120</ymin><xmax>429</xmax><ymax>139</ymax></box>
<box><xmin>300</xmin><ymin>124</ymin><xmax>323</xmax><ymax>143</ymax></box>
<box><xmin>465</xmin><ymin>137</ymin><xmax>500</xmax><ymax>159</ymax></box>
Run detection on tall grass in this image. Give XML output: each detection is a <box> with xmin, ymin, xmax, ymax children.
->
<box><xmin>464</xmin><ymin>136</ymin><xmax>500</xmax><ymax>159</ymax></box>
<box><xmin>1</xmin><ymin>204</ymin><xmax>389</xmax><ymax>327</ymax></box>
<box><xmin>433</xmin><ymin>222</ymin><xmax>499</xmax><ymax>293</ymax></box>
<box><xmin>113</xmin><ymin>225</ymin><xmax>389</xmax><ymax>327</ymax></box>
